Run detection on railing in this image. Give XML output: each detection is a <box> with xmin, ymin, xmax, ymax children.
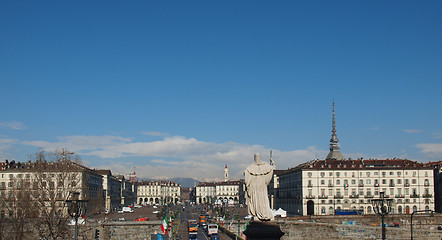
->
<box><xmin>389</xmin><ymin>183</ymin><xmax>395</xmax><ymax>187</ymax></box>
<box><xmin>424</xmin><ymin>182</ymin><xmax>430</xmax><ymax>186</ymax></box>
<box><xmin>328</xmin><ymin>184</ymin><xmax>334</xmax><ymax>187</ymax></box>
<box><xmin>395</xmin><ymin>194</ymin><xmax>404</xmax><ymax>198</ymax></box>
<box><xmin>307</xmin><ymin>184</ymin><xmax>313</xmax><ymax>188</ymax></box>
<box><xmin>334</xmin><ymin>195</ymin><xmax>344</xmax><ymax>199</ymax></box>
<box><xmin>318</xmin><ymin>195</ymin><xmax>328</xmax><ymax>199</ymax></box>
<box><xmin>423</xmin><ymin>194</ymin><xmax>432</xmax><ymax>198</ymax></box>
<box><xmin>359</xmin><ymin>183</ymin><xmax>364</xmax><ymax>187</ymax></box>
<box><xmin>306</xmin><ymin>195</ymin><xmax>315</xmax><ymax>199</ymax></box>
<box><xmin>349</xmin><ymin>195</ymin><xmax>359</xmax><ymax>198</ymax></box>
<box><xmin>410</xmin><ymin>194</ymin><xmax>419</xmax><ymax>198</ymax></box>
<box><xmin>374</xmin><ymin>183</ymin><xmax>379</xmax><ymax>187</ymax></box>
<box><xmin>404</xmin><ymin>183</ymin><xmax>410</xmax><ymax>187</ymax></box>
<box><xmin>364</xmin><ymin>195</ymin><xmax>374</xmax><ymax>198</ymax></box>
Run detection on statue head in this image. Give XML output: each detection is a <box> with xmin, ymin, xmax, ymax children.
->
<box><xmin>254</xmin><ymin>153</ymin><xmax>262</xmax><ymax>164</ymax></box>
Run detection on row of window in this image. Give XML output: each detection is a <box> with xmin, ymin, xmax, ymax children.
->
<box><xmin>317</xmin><ymin>205</ymin><xmax>431</xmax><ymax>215</ymax></box>
<box><xmin>309</xmin><ymin>171</ymin><xmax>429</xmax><ymax>178</ymax></box>
<box><xmin>1</xmin><ymin>180</ymin><xmax>78</xmax><ymax>188</ymax></box>
<box><xmin>313</xmin><ymin>198</ymin><xmax>431</xmax><ymax>205</ymax></box>
<box><xmin>308</xmin><ymin>178</ymin><xmax>430</xmax><ymax>186</ymax></box>
<box><xmin>309</xmin><ymin>187</ymin><xmax>430</xmax><ymax>197</ymax></box>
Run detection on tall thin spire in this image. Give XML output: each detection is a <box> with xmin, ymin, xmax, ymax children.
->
<box><xmin>326</xmin><ymin>101</ymin><xmax>344</xmax><ymax>160</ymax></box>
<box><xmin>224</xmin><ymin>164</ymin><xmax>229</xmax><ymax>182</ymax></box>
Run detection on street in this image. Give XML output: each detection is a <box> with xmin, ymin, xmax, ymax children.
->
<box><xmin>174</xmin><ymin>205</ymin><xmax>232</xmax><ymax>240</ymax></box>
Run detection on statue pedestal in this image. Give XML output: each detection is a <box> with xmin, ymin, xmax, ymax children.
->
<box><xmin>243</xmin><ymin>221</ymin><xmax>285</xmax><ymax>240</ymax></box>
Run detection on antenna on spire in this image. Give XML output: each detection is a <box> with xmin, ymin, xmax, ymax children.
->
<box><xmin>270</xmin><ymin>149</ymin><xmax>273</xmax><ymax>159</ymax></box>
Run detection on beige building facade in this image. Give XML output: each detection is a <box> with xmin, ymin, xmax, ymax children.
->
<box><xmin>137</xmin><ymin>181</ymin><xmax>181</xmax><ymax>205</ymax></box>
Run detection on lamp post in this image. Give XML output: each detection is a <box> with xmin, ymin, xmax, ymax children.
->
<box><xmin>371</xmin><ymin>192</ymin><xmax>392</xmax><ymax>240</ymax></box>
<box><xmin>66</xmin><ymin>192</ymin><xmax>88</xmax><ymax>240</ymax></box>
<box><xmin>411</xmin><ymin>210</ymin><xmax>434</xmax><ymax>240</ymax></box>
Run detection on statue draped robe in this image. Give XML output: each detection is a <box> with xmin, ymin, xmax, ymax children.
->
<box><xmin>244</xmin><ymin>162</ymin><xmax>275</xmax><ymax>221</ymax></box>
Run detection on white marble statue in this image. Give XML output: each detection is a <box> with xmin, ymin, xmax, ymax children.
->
<box><xmin>244</xmin><ymin>153</ymin><xmax>275</xmax><ymax>221</ymax></box>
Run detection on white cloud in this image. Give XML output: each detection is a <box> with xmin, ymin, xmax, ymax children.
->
<box><xmin>0</xmin><ymin>121</ymin><xmax>25</xmax><ymax>130</ymax></box>
<box><xmin>22</xmin><ymin>135</ymin><xmax>132</xmax><ymax>155</ymax></box>
<box><xmin>415</xmin><ymin>143</ymin><xmax>442</xmax><ymax>158</ymax></box>
<box><xmin>403</xmin><ymin>129</ymin><xmax>423</xmax><ymax>133</ymax></box>
<box><xmin>21</xmin><ymin>134</ymin><xmax>326</xmax><ymax>180</ymax></box>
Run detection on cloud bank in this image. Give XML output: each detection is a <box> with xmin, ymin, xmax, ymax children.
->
<box><xmin>21</xmin><ymin>134</ymin><xmax>325</xmax><ymax>180</ymax></box>
<box><xmin>415</xmin><ymin>143</ymin><xmax>442</xmax><ymax>158</ymax></box>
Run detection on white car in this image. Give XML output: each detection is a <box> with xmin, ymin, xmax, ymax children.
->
<box><xmin>153</xmin><ymin>210</ymin><xmax>159</xmax><ymax>214</ymax></box>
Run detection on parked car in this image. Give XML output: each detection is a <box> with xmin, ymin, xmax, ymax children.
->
<box><xmin>122</xmin><ymin>207</ymin><xmax>133</xmax><ymax>213</ymax></box>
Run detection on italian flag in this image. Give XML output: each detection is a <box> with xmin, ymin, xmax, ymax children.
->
<box><xmin>161</xmin><ymin>217</ymin><xmax>168</xmax><ymax>234</ymax></box>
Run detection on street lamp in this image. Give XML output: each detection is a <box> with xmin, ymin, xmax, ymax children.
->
<box><xmin>411</xmin><ymin>209</ymin><xmax>434</xmax><ymax>240</ymax></box>
<box><xmin>66</xmin><ymin>192</ymin><xmax>88</xmax><ymax>240</ymax></box>
<box><xmin>371</xmin><ymin>192</ymin><xmax>393</xmax><ymax>240</ymax></box>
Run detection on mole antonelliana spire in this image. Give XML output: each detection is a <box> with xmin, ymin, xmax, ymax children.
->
<box><xmin>326</xmin><ymin>101</ymin><xmax>345</xmax><ymax>160</ymax></box>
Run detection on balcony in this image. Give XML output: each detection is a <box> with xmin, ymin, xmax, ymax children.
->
<box><xmin>410</xmin><ymin>194</ymin><xmax>420</xmax><ymax>198</ymax></box>
<box><xmin>307</xmin><ymin>184</ymin><xmax>313</xmax><ymax>188</ymax></box>
<box><xmin>343</xmin><ymin>184</ymin><xmax>349</xmax><ymax>188</ymax></box>
<box><xmin>389</xmin><ymin>183</ymin><xmax>395</xmax><ymax>187</ymax></box>
<box><xmin>318</xmin><ymin>195</ymin><xmax>328</xmax><ymax>199</ymax></box>
<box><xmin>404</xmin><ymin>183</ymin><xmax>410</xmax><ymax>187</ymax></box>
<box><xmin>374</xmin><ymin>183</ymin><xmax>379</xmax><ymax>187</ymax></box>
<box><xmin>365</xmin><ymin>195</ymin><xmax>374</xmax><ymax>198</ymax></box>
<box><xmin>424</xmin><ymin>182</ymin><xmax>430</xmax><ymax>186</ymax></box>
<box><xmin>334</xmin><ymin>195</ymin><xmax>344</xmax><ymax>199</ymax></box>
<box><xmin>359</xmin><ymin>183</ymin><xmax>364</xmax><ymax>187</ymax></box>
<box><xmin>395</xmin><ymin>194</ymin><xmax>404</xmax><ymax>198</ymax></box>
<box><xmin>423</xmin><ymin>194</ymin><xmax>432</xmax><ymax>198</ymax></box>
<box><xmin>349</xmin><ymin>194</ymin><xmax>359</xmax><ymax>198</ymax></box>
<box><xmin>306</xmin><ymin>195</ymin><xmax>315</xmax><ymax>199</ymax></box>
<box><xmin>328</xmin><ymin>183</ymin><xmax>334</xmax><ymax>187</ymax></box>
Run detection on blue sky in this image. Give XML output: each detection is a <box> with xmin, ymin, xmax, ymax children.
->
<box><xmin>1</xmin><ymin>1</ymin><xmax>441</xmax><ymax>180</ymax></box>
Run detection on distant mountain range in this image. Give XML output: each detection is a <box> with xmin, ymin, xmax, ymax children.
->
<box><xmin>139</xmin><ymin>177</ymin><xmax>200</xmax><ymax>188</ymax></box>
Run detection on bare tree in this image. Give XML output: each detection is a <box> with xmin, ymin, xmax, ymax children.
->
<box><xmin>0</xmin><ymin>149</ymin><xmax>101</xmax><ymax>240</ymax></box>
